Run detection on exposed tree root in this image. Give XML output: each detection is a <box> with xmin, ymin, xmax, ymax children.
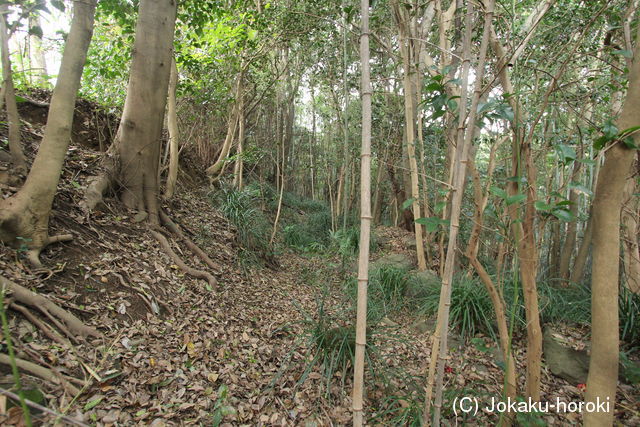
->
<box><xmin>159</xmin><ymin>211</ymin><xmax>221</xmax><ymax>271</ymax></box>
<box><xmin>24</xmin><ymin>234</ymin><xmax>74</xmax><ymax>268</ymax></box>
<box><xmin>0</xmin><ymin>388</ymin><xmax>88</xmax><ymax>427</ymax></box>
<box><xmin>151</xmin><ymin>230</ymin><xmax>217</xmax><ymax>287</ymax></box>
<box><xmin>0</xmin><ymin>275</ymin><xmax>102</xmax><ymax>339</ymax></box>
<box><xmin>9</xmin><ymin>301</ymin><xmax>71</xmax><ymax>347</ymax></box>
<box><xmin>0</xmin><ymin>354</ymin><xmax>81</xmax><ymax>396</ymax></box>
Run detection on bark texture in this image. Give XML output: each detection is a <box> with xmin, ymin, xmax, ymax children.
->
<box><xmin>164</xmin><ymin>57</ymin><xmax>179</xmax><ymax>199</ymax></box>
<box><xmin>83</xmin><ymin>0</ymin><xmax>177</xmax><ymax>221</ymax></box>
<box><xmin>0</xmin><ymin>0</ymin><xmax>97</xmax><ymax>264</ymax></box>
<box><xmin>0</xmin><ymin>4</ymin><xmax>26</xmax><ymax>170</ymax></box>
<box><xmin>584</xmin><ymin>34</ymin><xmax>640</xmax><ymax>426</ymax></box>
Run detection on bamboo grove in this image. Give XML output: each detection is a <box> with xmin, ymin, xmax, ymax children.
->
<box><xmin>0</xmin><ymin>0</ymin><xmax>639</xmax><ymax>425</ymax></box>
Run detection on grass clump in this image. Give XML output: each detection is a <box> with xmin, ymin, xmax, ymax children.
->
<box><xmin>620</xmin><ymin>285</ymin><xmax>640</xmax><ymax>348</ymax></box>
<box><xmin>344</xmin><ymin>266</ymin><xmax>413</xmax><ymax>325</ymax></box>
<box><xmin>419</xmin><ymin>274</ymin><xmax>495</xmax><ymax>340</ymax></box>
<box><xmin>210</xmin><ymin>185</ymin><xmax>273</xmax><ymax>266</ymax></box>
<box><xmin>290</xmin><ymin>286</ymin><xmax>375</xmax><ymax>398</ymax></box>
<box><xmin>330</xmin><ymin>226</ymin><xmax>378</xmax><ymax>259</ymax></box>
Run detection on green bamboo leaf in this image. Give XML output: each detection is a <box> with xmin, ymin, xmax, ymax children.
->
<box><xmin>401</xmin><ymin>198</ymin><xmax>416</xmax><ymax>210</ymax></box>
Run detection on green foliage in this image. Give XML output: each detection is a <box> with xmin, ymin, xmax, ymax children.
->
<box><xmin>537</xmin><ymin>282</ymin><xmax>591</xmax><ymax>325</ymax></box>
<box><xmin>419</xmin><ymin>275</ymin><xmax>495</xmax><ymax>340</ymax></box>
<box><xmin>373</xmin><ymin>393</ymin><xmax>422</xmax><ymax>427</ymax></box>
<box><xmin>344</xmin><ymin>266</ymin><xmax>414</xmax><ymax>325</ymax></box>
<box><xmin>330</xmin><ymin>226</ymin><xmax>378</xmax><ymax>259</ymax></box>
<box><xmin>619</xmin><ymin>285</ymin><xmax>640</xmax><ymax>347</ymax></box>
<box><xmin>291</xmin><ymin>286</ymin><xmax>369</xmax><ymax>398</ymax></box>
<box><xmin>211</xmin><ymin>384</ymin><xmax>236</xmax><ymax>426</ymax></box>
<box><xmin>211</xmin><ymin>185</ymin><xmax>271</xmax><ymax>267</ymax></box>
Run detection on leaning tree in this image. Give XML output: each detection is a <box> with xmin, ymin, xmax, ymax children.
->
<box><xmin>0</xmin><ymin>0</ymin><xmax>97</xmax><ymax>266</ymax></box>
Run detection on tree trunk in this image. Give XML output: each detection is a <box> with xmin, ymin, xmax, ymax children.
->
<box><xmin>393</xmin><ymin>0</ymin><xmax>427</xmax><ymax>271</ymax></box>
<box><xmin>206</xmin><ymin>70</ymin><xmax>242</xmax><ymax>180</ymax></box>
<box><xmin>426</xmin><ymin>2</ymin><xmax>493</xmax><ymax>423</ymax></box>
<box><xmin>352</xmin><ymin>1</ymin><xmax>372</xmax><ymax>423</ymax></box>
<box><xmin>558</xmin><ymin>155</ymin><xmax>582</xmax><ymax>284</ymax></box>
<box><xmin>585</xmin><ymin>33</ymin><xmax>640</xmax><ymax>425</ymax></box>
<box><xmin>28</xmin><ymin>14</ymin><xmax>48</xmax><ymax>86</ymax></box>
<box><xmin>115</xmin><ymin>0</ymin><xmax>176</xmax><ymax>224</ymax></box>
<box><xmin>0</xmin><ymin>0</ymin><xmax>97</xmax><ymax>265</ymax></box>
<box><xmin>0</xmin><ymin>4</ymin><xmax>26</xmax><ymax>171</ymax></box>
<box><xmin>570</xmin><ymin>215</ymin><xmax>592</xmax><ymax>284</ymax></box>
<box><xmin>232</xmin><ymin>81</ymin><xmax>245</xmax><ymax>190</ymax></box>
<box><xmin>164</xmin><ymin>57</ymin><xmax>179</xmax><ymax>199</ymax></box>
<box><xmin>621</xmin><ymin>168</ymin><xmax>640</xmax><ymax>293</ymax></box>
<box><xmin>491</xmin><ymin>23</ymin><xmax>543</xmax><ymax>402</ymax></box>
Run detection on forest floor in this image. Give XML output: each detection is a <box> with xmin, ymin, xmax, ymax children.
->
<box><xmin>1</xmin><ymin>94</ymin><xmax>639</xmax><ymax>426</ymax></box>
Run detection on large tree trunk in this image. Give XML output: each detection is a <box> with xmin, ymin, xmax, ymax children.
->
<box><xmin>83</xmin><ymin>0</ymin><xmax>177</xmax><ymax>221</ymax></box>
<box><xmin>584</xmin><ymin>30</ymin><xmax>640</xmax><ymax>427</ymax></box>
<box><xmin>0</xmin><ymin>4</ymin><xmax>27</xmax><ymax>171</ymax></box>
<box><xmin>0</xmin><ymin>0</ymin><xmax>97</xmax><ymax>265</ymax></box>
<box><xmin>117</xmin><ymin>0</ymin><xmax>177</xmax><ymax>222</ymax></box>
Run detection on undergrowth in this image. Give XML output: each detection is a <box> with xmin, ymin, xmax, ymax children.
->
<box><xmin>210</xmin><ymin>185</ymin><xmax>272</xmax><ymax>267</ymax></box>
<box><xmin>620</xmin><ymin>285</ymin><xmax>640</xmax><ymax>348</ymax></box>
<box><xmin>419</xmin><ymin>274</ymin><xmax>495</xmax><ymax>340</ymax></box>
<box><xmin>343</xmin><ymin>266</ymin><xmax>418</xmax><ymax>325</ymax></box>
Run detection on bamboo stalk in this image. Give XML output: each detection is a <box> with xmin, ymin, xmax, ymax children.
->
<box><xmin>352</xmin><ymin>0</ymin><xmax>372</xmax><ymax>423</ymax></box>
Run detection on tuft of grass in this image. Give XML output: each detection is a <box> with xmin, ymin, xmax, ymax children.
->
<box><xmin>330</xmin><ymin>226</ymin><xmax>378</xmax><ymax>260</ymax></box>
<box><xmin>620</xmin><ymin>285</ymin><xmax>640</xmax><ymax>347</ymax></box>
<box><xmin>210</xmin><ymin>185</ymin><xmax>272</xmax><ymax>267</ymax></box>
<box><xmin>344</xmin><ymin>266</ymin><xmax>414</xmax><ymax>325</ymax></box>
<box><xmin>419</xmin><ymin>274</ymin><xmax>495</xmax><ymax>340</ymax></box>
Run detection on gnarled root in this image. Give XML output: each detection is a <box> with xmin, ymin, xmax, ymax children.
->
<box><xmin>151</xmin><ymin>230</ymin><xmax>217</xmax><ymax>287</ymax></box>
<box><xmin>0</xmin><ymin>275</ymin><xmax>102</xmax><ymax>339</ymax></box>
<box><xmin>26</xmin><ymin>234</ymin><xmax>74</xmax><ymax>268</ymax></box>
<box><xmin>0</xmin><ymin>354</ymin><xmax>81</xmax><ymax>396</ymax></box>
<box><xmin>80</xmin><ymin>150</ymin><xmax>118</xmax><ymax>213</ymax></box>
<box><xmin>159</xmin><ymin>211</ymin><xmax>221</xmax><ymax>271</ymax></box>
<box><xmin>9</xmin><ymin>302</ymin><xmax>71</xmax><ymax>347</ymax></box>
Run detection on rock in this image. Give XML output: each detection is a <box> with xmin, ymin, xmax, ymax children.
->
<box><xmin>543</xmin><ymin>328</ymin><xmax>589</xmax><ymax>385</ymax></box>
<box><xmin>412</xmin><ymin>317</ymin><xmax>436</xmax><ymax>334</ymax></box>
<box><xmin>375</xmin><ymin>234</ymin><xmax>391</xmax><ymax>249</ymax></box>
<box><xmin>472</xmin><ymin>364</ymin><xmax>489</xmax><ymax>375</ymax></box>
<box><xmin>380</xmin><ymin>317</ymin><xmax>398</xmax><ymax>327</ymax></box>
<box><xmin>371</xmin><ymin>253</ymin><xmax>414</xmax><ymax>271</ymax></box>
<box><xmin>543</xmin><ymin>328</ymin><xmax>639</xmax><ymax>385</ymax></box>
<box><xmin>402</xmin><ymin>235</ymin><xmax>417</xmax><ymax>250</ymax></box>
<box><xmin>490</xmin><ymin>346</ymin><xmax>505</xmax><ymax>366</ymax></box>
<box><xmin>405</xmin><ymin>269</ymin><xmax>441</xmax><ymax>300</ymax></box>
<box><xmin>449</xmin><ymin>334</ymin><xmax>463</xmax><ymax>350</ymax></box>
